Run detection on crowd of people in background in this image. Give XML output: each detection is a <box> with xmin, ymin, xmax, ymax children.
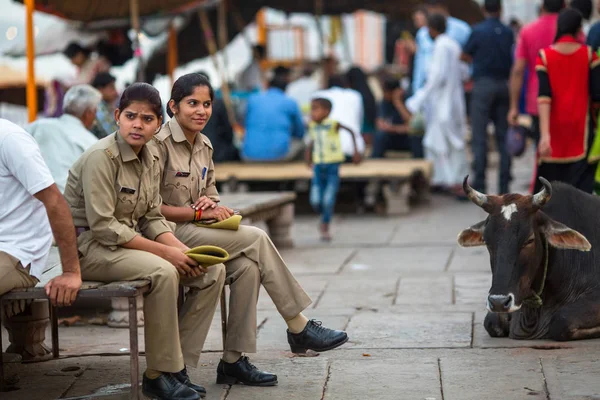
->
<box><xmin>23</xmin><ymin>0</ymin><xmax>600</xmax><ymax>236</ymax></box>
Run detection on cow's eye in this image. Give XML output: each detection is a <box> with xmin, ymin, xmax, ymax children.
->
<box><xmin>523</xmin><ymin>237</ymin><xmax>535</xmax><ymax>247</ymax></box>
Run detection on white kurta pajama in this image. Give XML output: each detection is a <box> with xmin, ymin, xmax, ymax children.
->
<box><xmin>407</xmin><ymin>33</ymin><xmax>469</xmax><ymax>187</ymax></box>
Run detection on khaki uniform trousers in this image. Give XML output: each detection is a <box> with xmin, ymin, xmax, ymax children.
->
<box><xmin>79</xmin><ymin>241</ymin><xmax>226</xmax><ymax>373</ymax></box>
<box><xmin>175</xmin><ymin>223</ymin><xmax>312</xmax><ymax>353</ymax></box>
<box><xmin>0</xmin><ymin>251</ymin><xmax>39</xmax><ymax>318</ymax></box>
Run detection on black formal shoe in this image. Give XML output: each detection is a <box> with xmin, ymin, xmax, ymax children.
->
<box><xmin>287</xmin><ymin>320</ymin><xmax>349</xmax><ymax>354</ymax></box>
<box><xmin>172</xmin><ymin>368</ymin><xmax>207</xmax><ymax>398</ymax></box>
<box><xmin>216</xmin><ymin>356</ymin><xmax>278</xmax><ymax>386</ymax></box>
<box><xmin>142</xmin><ymin>373</ymin><xmax>201</xmax><ymax>400</ymax></box>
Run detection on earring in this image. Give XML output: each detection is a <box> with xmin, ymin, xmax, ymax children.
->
<box><xmin>116</xmin><ymin>121</ymin><xmax>120</xmax><ymax>126</ymax></box>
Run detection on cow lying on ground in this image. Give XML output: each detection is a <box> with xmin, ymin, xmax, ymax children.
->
<box><xmin>457</xmin><ymin>177</ymin><xmax>600</xmax><ymax>341</ymax></box>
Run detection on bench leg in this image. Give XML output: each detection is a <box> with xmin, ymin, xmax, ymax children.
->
<box><xmin>382</xmin><ymin>181</ymin><xmax>411</xmax><ymax>215</ymax></box>
<box><xmin>128</xmin><ymin>297</ymin><xmax>140</xmax><ymax>400</ymax></box>
<box><xmin>266</xmin><ymin>203</ymin><xmax>294</xmax><ymax>249</ymax></box>
<box><xmin>49</xmin><ymin>303</ymin><xmax>59</xmax><ymax>359</ymax></box>
<box><xmin>220</xmin><ymin>288</ymin><xmax>227</xmax><ymax>350</ymax></box>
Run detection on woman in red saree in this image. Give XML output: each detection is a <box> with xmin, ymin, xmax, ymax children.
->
<box><xmin>535</xmin><ymin>8</ymin><xmax>600</xmax><ymax>193</ymax></box>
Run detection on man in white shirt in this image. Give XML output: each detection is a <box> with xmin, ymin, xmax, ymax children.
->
<box><xmin>286</xmin><ymin>66</ymin><xmax>320</xmax><ymax>116</ymax></box>
<box><xmin>312</xmin><ymin>75</ymin><xmax>366</xmax><ymax>158</ymax></box>
<box><xmin>27</xmin><ymin>85</ymin><xmax>100</xmax><ymax>193</ymax></box>
<box><xmin>0</xmin><ymin>118</ymin><xmax>81</xmax><ymax>307</ymax></box>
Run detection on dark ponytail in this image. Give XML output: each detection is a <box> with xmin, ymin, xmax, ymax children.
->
<box><xmin>167</xmin><ymin>73</ymin><xmax>215</xmax><ymax>118</ymax></box>
<box><xmin>554</xmin><ymin>8</ymin><xmax>582</xmax><ymax>43</ymax></box>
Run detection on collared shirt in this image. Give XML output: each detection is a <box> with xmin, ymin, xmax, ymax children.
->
<box><xmin>242</xmin><ymin>88</ymin><xmax>305</xmax><ymax>161</ymax></box>
<box><xmin>311</xmin><ymin>87</ymin><xmax>366</xmax><ymax>156</ymax></box>
<box><xmin>150</xmin><ymin>118</ymin><xmax>220</xmax><ymax>207</ymax></box>
<box><xmin>308</xmin><ymin>118</ymin><xmax>344</xmax><ymax>165</ymax></box>
<box><xmin>412</xmin><ymin>16</ymin><xmax>472</xmax><ymax>92</ymax></box>
<box><xmin>463</xmin><ymin>17</ymin><xmax>514</xmax><ymax>81</ymax></box>
<box><xmin>64</xmin><ymin>132</ymin><xmax>171</xmax><ymax>254</ymax></box>
<box><xmin>91</xmin><ymin>100</ymin><xmax>118</xmax><ymax>139</ymax></box>
<box><xmin>0</xmin><ymin>119</ymin><xmax>54</xmax><ymax>278</ymax></box>
<box><xmin>27</xmin><ymin>113</ymin><xmax>98</xmax><ymax>193</ymax></box>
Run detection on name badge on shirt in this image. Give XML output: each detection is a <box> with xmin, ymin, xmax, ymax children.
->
<box><xmin>119</xmin><ymin>186</ymin><xmax>136</xmax><ymax>195</ymax></box>
<box><xmin>175</xmin><ymin>171</ymin><xmax>191</xmax><ymax>177</ymax></box>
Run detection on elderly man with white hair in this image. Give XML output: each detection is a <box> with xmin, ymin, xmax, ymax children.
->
<box><xmin>27</xmin><ymin>84</ymin><xmax>101</xmax><ymax>192</ymax></box>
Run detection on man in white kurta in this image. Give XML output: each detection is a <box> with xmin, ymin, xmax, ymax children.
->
<box><xmin>27</xmin><ymin>85</ymin><xmax>100</xmax><ymax>192</ymax></box>
<box><xmin>407</xmin><ymin>13</ymin><xmax>469</xmax><ymax>191</ymax></box>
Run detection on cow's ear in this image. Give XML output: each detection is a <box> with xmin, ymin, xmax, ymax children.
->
<box><xmin>457</xmin><ymin>220</ymin><xmax>486</xmax><ymax>247</ymax></box>
<box><xmin>538</xmin><ymin>216</ymin><xmax>591</xmax><ymax>251</ymax></box>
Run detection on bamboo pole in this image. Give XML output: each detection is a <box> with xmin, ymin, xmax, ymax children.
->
<box><xmin>129</xmin><ymin>0</ymin><xmax>144</xmax><ymax>82</ymax></box>
<box><xmin>217</xmin><ymin>0</ymin><xmax>229</xmax><ymax>83</ymax></box>
<box><xmin>167</xmin><ymin>21</ymin><xmax>178</xmax><ymax>83</ymax></box>
<box><xmin>313</xmin><ymin>0</ymin><xmax>325</xmax><ymax>59</ymax></box>
<box><xmin>198</xmin><ymin>9</ymin><xmax>238</xmax><ymax>133</ymax></box>
<box><xmin>25</xmin><ymin>0</ymin><xmax>37</xmax><ymax>122</ymax></box>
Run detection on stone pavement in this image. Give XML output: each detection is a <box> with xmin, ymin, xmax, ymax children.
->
<box><xmin>3</xmin><ymin>148</ymin><xmax>600</xmax><ymax>400</ymax></box>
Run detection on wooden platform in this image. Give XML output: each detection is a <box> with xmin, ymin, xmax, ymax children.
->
<box><xmin>216</xmin><ymin>159</ymin><xmax>432</xmax><ymax>215</ymax></box>
<box><xmin>215</xmin><ymin>159</ymin><xmax>432</xmax><ymax>182</ymax></box>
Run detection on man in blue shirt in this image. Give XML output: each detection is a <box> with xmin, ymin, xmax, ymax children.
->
<box><xmin>462</xmin><ymin>0</ymin><xmax>514</xmax><ymax>194</ymax></box>
<box><xmin>412</xmin><ymin>0</ymin><xmax>472</xmax><ymax>93</ymax></box>
<box><xmin>242</xmin><ymin>75</ymin><xmax>305</xmax><ymax>162</ymax></box>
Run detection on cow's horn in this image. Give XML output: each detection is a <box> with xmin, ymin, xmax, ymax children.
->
<box><xmin>532</xmin><ymin>177</ymin><xmax>552</xmax><ymax>208</ymax></box>
<box><xmin>463</xmin><ymin>175</ymin><xmax>488</xmax><ymax>208</ymax></box>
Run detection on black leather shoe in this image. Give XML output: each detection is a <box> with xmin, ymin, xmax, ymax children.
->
<box><xmin>142</xmin><ymin>373</ymin><xmax>200</xmax><ymax>400</ymax></box>
<box><xmin>216</xmin><ymin>356</ymin><xmax>278</xmax><ymax>386</ymax></box>
<box><xmin>287</xmin><ymin>320</ymin><xmax>348</xmax><ymax>354</ymax></box>
<box><xmin>172</xmin><ymin>368</ymin><xmax>207</xmax><ymax>398</ymax></box>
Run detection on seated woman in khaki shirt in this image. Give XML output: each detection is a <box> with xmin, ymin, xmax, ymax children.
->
<box><xmin>151</xmin><ymin>73</ymin><xmax>348</xmax><ymax>388</ymax></box>
<box><xmin>64</xmin><ymin>82</ymin><xmax>223</xmax><ymax>400</ymax></box>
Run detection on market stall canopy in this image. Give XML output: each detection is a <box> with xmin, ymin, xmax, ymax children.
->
<box><xmin>13</xmin><ymin>0</ymin><xmax>217</xmax><ymax>22</ymax></box>
<box><xmin>234</xmin><ymin>0</ymin><xmax>484</xmax><ymax>24</ymax></box>
<box><xmin>143</xmin><ymin>0</ymin><xmax>483</xmax><ymax>81</ymax></box>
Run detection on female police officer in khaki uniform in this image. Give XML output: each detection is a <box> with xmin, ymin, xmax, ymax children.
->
<box><xmin>64</xmin><ymin>82</ymin><xmax>224</xmax><ymax>400</ymax></box>
<box><xmin>150</xmin><ymin>73</ymin><xmax>348</xmax><ymax>387</ymax></box>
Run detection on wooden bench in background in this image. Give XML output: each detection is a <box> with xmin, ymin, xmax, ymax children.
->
<box><xmin>216</xmin><ymin>159</ymin><xmax>433</xmax><ymax>215</ymax></box>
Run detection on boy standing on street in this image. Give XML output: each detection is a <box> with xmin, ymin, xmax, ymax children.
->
<box><xmin>306</xmin><ymin>98</ymin><xmax>360</xmax><ymax>241</ymax></box>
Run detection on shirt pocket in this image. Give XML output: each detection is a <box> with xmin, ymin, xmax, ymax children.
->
<box><xmin>163</xmin><ymin>169</ymin><xmax>192</xmax><ymax>205</ymax></box>
<box><xmin>115</xmin><ymin>191</ymin><xmax>138</xmax><ymax>224</ymax></box>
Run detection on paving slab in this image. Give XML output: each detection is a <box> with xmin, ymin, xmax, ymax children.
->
<box><xmin>324</xmin><ymin>356</ymin><xmax>442</xmax><ymax>400</ymax></box>
<box><xmin>278</xmin><ymin>247</ymin><xmax>355</xmax><ymax>275</ymax></box>
<box><xmin>447</xmin><ymin>246</ymin><xmax>491</xmax><ymax>273</ymax></box>
<box><xmin>453</xmin><ymin>273</ymin><xmax>491</xmax><ymax>306</ymax></box>
<box><xmin>226</xmin><ymin>357</ymin><xmax>328</xmax><ymax>400</ymax></box>
<box><xmin>345</xmin><ymin>312</ymin><xmax>473</xmax><ymax>348</ymax></box>
<box><xmin>440</xmin><ymin>351</ymin><xmax>547</xmax><ymax>400</ymax></box>
<box><xmin>315</xmin><ymin>275</ymin><xmax>399</xmax><ymax>309</ymax></box>
<box><xmin>542</xmin><ymin>351</ymin><xmax>600</xmax><ymax>399</ymax></box>
<box><xmin>344</xmin><ymin>247</ymin><xmax>453</xmax><ymax>274</ymax></box>
<box><xmin>394</xmin><ymin>275</ymin><xmax>453</xmax><ymax>305</ymax></box>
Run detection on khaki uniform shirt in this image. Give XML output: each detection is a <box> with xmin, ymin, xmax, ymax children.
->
<box><xmin>150</xmin><ymin>118</ymin><xmax>220</xmax><ymax>207</ymax></box>
<box><xmin>64</xmin><ymin>132</ymin><xmax>172</xmax><ymax>255</ymax></box>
